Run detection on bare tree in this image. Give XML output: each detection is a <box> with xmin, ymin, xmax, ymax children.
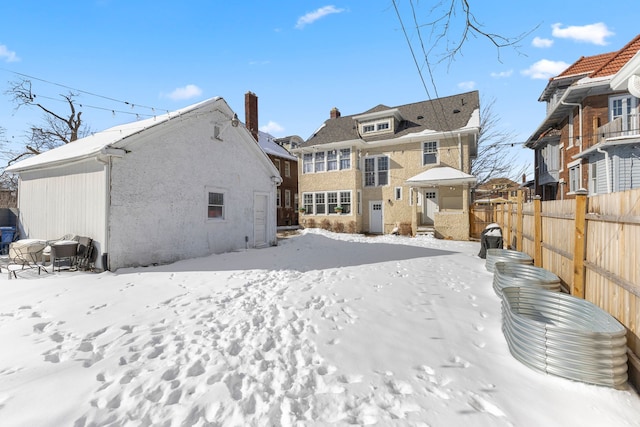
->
<box><xmin>1</xmin><ymin>78</ymin><xmax>89</xmax><ymax>186</ymax></box>
<box><xmin>472</xmin><ymin>97</ymin><xmax>527</xmax><ymax>186</ymax></box>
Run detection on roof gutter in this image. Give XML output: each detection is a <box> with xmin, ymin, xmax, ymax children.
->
<box><xmin>560</xmin><ymin>100</ymin><xmax>583</xmax><ymax>152</ymax></box>
<box><xmin>526</xmin><ymin>78</ymin><xmax>608</xmax><ymax>146</ymax></box>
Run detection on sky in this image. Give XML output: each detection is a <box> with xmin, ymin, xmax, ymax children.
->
<box><xmin>1</xmin><ymin>228</ymin><xmax>639</xmax><ymax>426</ymax></box>
<box><xmin>1</xmin><ymin>0</ymin><xmax>640</xmax><ymax>178</ymax></box>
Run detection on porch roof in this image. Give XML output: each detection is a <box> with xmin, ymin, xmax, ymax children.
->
<box><xmin>406</xmin><ymin>166</ymin><xmax>477</xmax><ymax>187</ymax></box>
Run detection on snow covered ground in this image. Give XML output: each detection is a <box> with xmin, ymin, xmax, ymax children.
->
<box><xmin>0</xmin><ymin>229</ymin><xmax>639</xmax><ymax>427</ymax></box>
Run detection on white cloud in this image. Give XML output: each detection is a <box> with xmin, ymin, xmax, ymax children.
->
<box><xmin>521</xmin><ymin>59</ymin><xmax>570</xmax><ymax>80</ymax></box>
<box><xmin>490</xmin><ymin>70</ymin><xmax>513</xmax><ymax>78</ymax></box>
<box><xmin>163</xmin><ymin>84</ymin><xmax>202</xmax><ymax>101</ymax></box>
<box><xmin>551</xmin><ymin>22</ymin><xmax>614</xmax><ymax>46</ymax></box>
<box><xmin>0</xmin><ymin>44</ymin><xmax>20</xmax><ymax>62</ymax></box>
<box><xmin>532</xmin><ymin>37</ymin><xmax>554</xmax><ymax>48</ymax></box>
<box><xmin>260</xmin><ymin>120</ymin><xmax>284</xmax><ymax>134</ymax></box>
<box><xmin>295</xmin><ymin>5</ymin><xmax>345</xmax><ymax>29</ymax></box>
<box><xmin>457</xmin><ymin>81</ymin><xmax>476</xmax><ymax>90</ymax></box>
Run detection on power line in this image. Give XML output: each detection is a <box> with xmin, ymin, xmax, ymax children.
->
<box><xmin>1</xmin><ymin>67</ymin><xmax>170</xmax><ymax>115</ymax></box>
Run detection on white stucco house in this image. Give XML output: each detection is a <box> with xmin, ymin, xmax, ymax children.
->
<box><xmin>5</xmin><ymin>97</ymin><xmax>282</xmax><ymax>271</ymax></box>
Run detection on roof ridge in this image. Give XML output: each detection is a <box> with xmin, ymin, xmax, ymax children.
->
<box><xmin>590</xmin><ymin>33</ymin><xmax>640</xmax><ymax>77</ymax></box>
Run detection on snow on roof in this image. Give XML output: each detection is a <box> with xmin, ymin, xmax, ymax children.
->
<box><xmin>406</xmin><ymin>166</ymin><xmax>476</xmax><ymax>185</ymax></box>
<box><xmin>6</xmin><ymin>97</ymin><xmax>221</xmax><ymax>172</ymax></box>
<box><xmin>257</xmin><ymin>131</ymin><xmax>297</xmax><ymax>161</ymax></box>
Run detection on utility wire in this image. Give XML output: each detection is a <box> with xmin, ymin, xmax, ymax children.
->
<box><xmin>1</xmin><ymin>67</ymin><xmax>170</xmax><ymax>115</ymax></box>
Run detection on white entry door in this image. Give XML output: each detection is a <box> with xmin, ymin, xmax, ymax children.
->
<box><xmin>369</xmin><ymin>201</ymin><xmax>383</xmax><ymax>234</ymax></box>
<box><xmin>254</xmin><ymin>193</ymin><xmax>268</xmax><ymax>248</ymax></box>
<box><xmin>422</xmin><ymin>190</ymin><xmax>438</xmax><ymax>224</ymax></box>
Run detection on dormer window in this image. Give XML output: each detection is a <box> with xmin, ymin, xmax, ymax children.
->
<box><xmin>360</xmin><ymin>119</ymin><xmax>392</xmax><ymax>135</ymax></box>
<box><xmin>353</xmin><ymin>108</ymin><xmax>403</xmax><ymax>137</ymax></box>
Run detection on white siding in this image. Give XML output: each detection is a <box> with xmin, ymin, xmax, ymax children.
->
<box><xmin>16</xmin><ymin>160</ymin><xmax>108</xmax><ymax>268</ymax></box>
<box><xmin>613</xmin><ymin>146</ymin><xmax>640</xmax><ymax>191</ymax></box>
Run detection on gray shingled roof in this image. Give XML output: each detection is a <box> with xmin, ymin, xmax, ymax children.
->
<box><xmin>301</xmin><ymin>91</ymin><xmax>479</xmax><ymax>147</ymax></box>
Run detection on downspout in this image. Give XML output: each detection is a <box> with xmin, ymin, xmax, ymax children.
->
<box><xmin>96</xmin><ymin>147</ymin><xmax>126</xmax><ymax>271</ymax></box>
<box><xmin>596</xmin><ymin>147</ymin><xmax>612</xmax><ymax>193</ymax></box>
<box><xmin>458</xmin><ymin>133</ymin><xmax>463</xmax><ymax>170</ymax></box>
<box><xmin>561</xmin><ymin>101</ymin><xmax>583</xmax><ymax>151</ymax></box>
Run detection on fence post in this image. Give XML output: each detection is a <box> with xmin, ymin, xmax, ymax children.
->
<box><xmin>572</xmin><ymin>189</ymin><xmax>588</xmax><ymax>298</ymax></box>
<box><xmin>534</xmin><ymin>196</ymin><xmax>542</xmax><ymax>267</ymax></box>
<box><xmin>516</xmin><ymin>190</ymin><xmax>524</xmax><ymax>252</ymax></box>
<box><xmin>505</xmin><ymin>203</ymin><xmax>512</xmax><ymax>249</ymax></box>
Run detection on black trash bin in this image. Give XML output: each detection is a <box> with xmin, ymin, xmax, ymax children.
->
<box><xmin>478</xmin><ymin>223</ymin><xmax>503</xmax><ymax>259</ymax></box>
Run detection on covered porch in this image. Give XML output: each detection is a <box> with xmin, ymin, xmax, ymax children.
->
<box><xmin>406</xmin><ymin>166</ymin><xmax>477</xmax><ymax>240</ymax></box>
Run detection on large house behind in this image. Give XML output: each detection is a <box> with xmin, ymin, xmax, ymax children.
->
<box><xmin>6</xmin><ymin>97</ymin><xmax>281</xmax><ymax>270</ymax></box>
<box><xmin>257</xmin><ymin>131</ymin><xmax>299</xmax><ymax>226</ymax></box>
<box><xmin>243</xmin><ymin>91</ymin><xmax>301</xmax><ymax>227</ymax></box>
<box><xmin>526</xmin><ymin>34</ymin><xmax>640</xmax><ymax>199</ymax></box>
<box><xmin>292</xmin><ymin>91</ymin><xmax>480</xmax><ymax>240</ymax></box>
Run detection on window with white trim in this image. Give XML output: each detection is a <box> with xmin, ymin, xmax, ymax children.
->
<box><xmin>340</xmin><ymin>192</ymin><xmax>351</xmax><ymax>213</ymax></box>
<box><xmin>569</xmin><ymin>163</ymin><xmax>581</xmax><ymax>193</ymax></box>
<box><xmin>303</xmin><ymin>193</ymin><xmax>313</xmax><ymax>212</ymax></box>
<box><xmin>357</xmin><ymin>190</ymin><xmax>362</xmax><ymax>215</ymax></box>
<box><xmin>274</xmin><ymin>158</ymin><xmax>281</xmax><ymax>173</ymax></box>
<box><xmin>303</xmin><ymin>153</ymin><xmax>313</xmax><ymax>173</ymax></box>
<box><xmin>589</xmin><ymin>163</ymin><xmax>597</xmax><ymax>194</ymax></box>
<box><xmin>568</xmin><ymin>114</ymin><xmax>574</xmax><ymax>148</ymax></box>
<box><xmin>314</xmin><ymin>152</ymin><xmax>325</xmax><ymax>172</ymax></box>
<box><xmin>327</xmin><ymin>192</ymin><xmax>339</xmax><ymax>213</ymax></box>
<box><xmin>610</xmin><ymin>95</ymin><xmax>638</xmax><ymax>135</ymax></box>
<box><xmin>339</xmin><ymin>149</ymin><xmax>351</xmax><ymax>170</ymax></box>
<box><xmin>276</xmin><ymin>189</ymin><xmax>281</xmax><ymax>207</ymax></box>
<box><xmin>360</xmin><ymin>119</ymin><xmax>392</xmax><ymax>135</ymax></box>
<box><xmin>301</xmin><ymin>191</ymin><xmax>352</xmax><ymax>215</ymax></box>
<box><xmin>327</xmin><ymin>150</ymin><xmax>338</xmax><ymax>171</ymax></box>
<box><xmin>285</xmin><ymin>189</ymin><xmax>291</xmax><ymax>208</ymax></box>
<box><xmin>423</xmin><ymin>141</ymin><xmax>438</xmax><ymax>165</ymax></box>
<box><xmin>315</xmin><ymin>193</ymin><xmax>325</xmax><ymax>214</ymax></box>
<box><xmin>364</xmin><ymin>155</ymin><xmax>389</xmax><ymax>187</ymax></box>
<box><xmin>395</xmin><ymin>187</ymin><xmax>402</xmax><ymax>200</ymax></box>
<box><xmin>284</xmin><ymin>161</ymin><xmax>291</xmax><ymax>177</ymax></box>
<box><xmin>207</xmin><ymin>191</ymin><xmax>225</xmax><ymax>219</ymax></box>
<box><xmin>302</xmin><ymin>149</ymin><xmax>352</xmax><ymax>174</ymax></box>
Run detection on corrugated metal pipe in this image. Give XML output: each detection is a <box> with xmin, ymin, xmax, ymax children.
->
<box><xmin>500</xmin><ymin>286</ymin><xmax>628</xmax><ymax>388</ymax></box>
<box><xmin>493</xmin><ymin>262</ymin><xmax>562</xmax><ymax>297</ymax></box>
<box><xmin>485</xmin><ymin>249</ymin><xmax>533</xmax><ymax>273</ymax></box>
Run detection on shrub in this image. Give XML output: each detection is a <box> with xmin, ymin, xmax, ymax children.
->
<box><xmin>400</xmin><ymin>222</ymin><xmax>412</xmax><ymax>236</ymax></box>
<box><xmin>320</xmin><ymin>219</ymin><xmax>332</xmax><ymax>230</ymax></box>
<box><xmin>306</xmin><ymin>218</ymin><xmax>316</xmax><ymax>229</ymax></box>
<box><xmin>347</xmin><ymin>221</ymin><xmax>357</xmax><ymax>234</ymax></box>
<box><xmin>333</xmin><ymin>221</ymin><xmax>345</xmax><ymax>233</ymax></box>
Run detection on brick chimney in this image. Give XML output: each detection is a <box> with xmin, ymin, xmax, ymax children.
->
<box><xmin>330</xmin><ymin>107</ymin><xmax>341</xmax><ymax>119</ymax></box>
<box><xmin>245</xmin><ymin>91</ymin><xmax>259</xmax><ymax>142</ymax></box>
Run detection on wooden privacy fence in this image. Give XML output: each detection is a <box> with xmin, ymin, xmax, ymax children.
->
<box><xmin>469</xmin><ymin>204</ymin><xmax>495</xmax><ymax>239</ymax></box>
<box><xmin>493</xmin><ymin>188</ymin><xmax>640</xmax><ymax>389</ymax></box>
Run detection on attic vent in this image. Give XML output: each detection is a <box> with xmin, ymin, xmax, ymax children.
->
<box><xmin>417</xmin><ymin>115</ymin><xmax>424</xmax><ymax>120</ymax></box>
<box><xmin>453</xmin><ymin>109</ymin><xmax>461</xmax><ymax>114</ymax></box>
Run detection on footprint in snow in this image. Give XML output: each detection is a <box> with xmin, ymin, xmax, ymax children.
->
<box><xmin>467</xmin><ymin>392</ymin><xmax>506</xmax><ymax>417</ymax></box>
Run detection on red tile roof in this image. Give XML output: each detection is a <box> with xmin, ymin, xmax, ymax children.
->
<box><xmin>553</xmin><ymin>34</ymin><xmax>640</xmax><ymax>81</ymax></box>
<box><xmin>556</xmin><ymin>52</ymin><xmax>616</xmax><ymax>79</ymax></box>
<box><xmin>591</xmin><ymin>34</ymin><xmax>640</xmax><ymax>78</ymax></box>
